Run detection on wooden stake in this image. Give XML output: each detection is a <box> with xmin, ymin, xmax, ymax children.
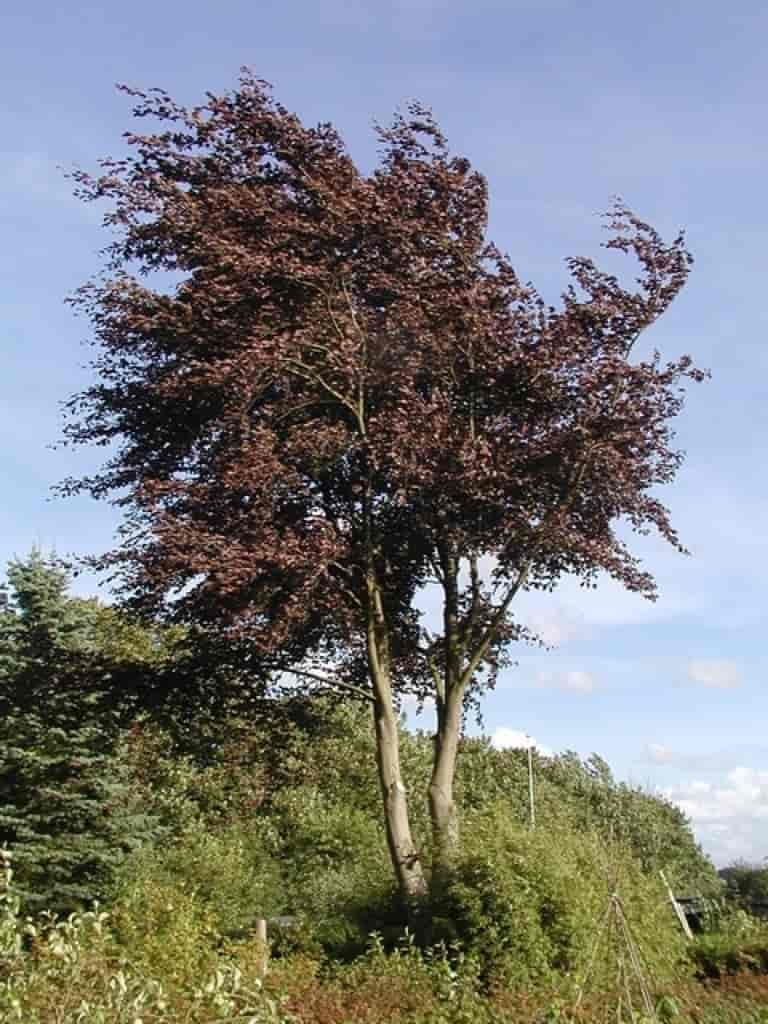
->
<box><xmin>254</xmin><ymin>917</ymin><xmax>269</xmax><ymax>976</ymax></box>
<box><xmin>660</xmin><ymin>870</ymin><xmax>693</xmax><ymax>940</ymax></box>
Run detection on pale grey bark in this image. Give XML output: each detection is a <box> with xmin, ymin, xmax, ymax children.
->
<box><xmin>366</xmin><ymin>572</ymin><xmax>428</xmax><ymax>911</ymax></box>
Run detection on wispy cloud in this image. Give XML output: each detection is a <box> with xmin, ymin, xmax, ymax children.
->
<box><xmin>646</xmin><ymin>743</ymin><xmax>676</xmax><ymax>765</ymax></box>
<box><xmin>0</xmin><ymin>152</ymin><xmax>72</xmax><ymax>205</ymax></box>
<box><xmin>535</xmin><ymin>668</ymin><xmax>597</xmax><ymax>694</ymax></box>
<box><xmin>687</xmin><ymin>659</ymin><xmax>742</xmax><ymax>689</ymax></box>
<box><xmin>525</xmin><ymin>604</ymin><xmax>585</xmax><ymax>647</ymax></box>
<box><xmin>641</xmin><ymin>743</ymin><xmax>752</xmax><ymax>772</ymax></box>
<box><xmin>515</xmin><ymin>565</ymin><xmax>704</xmax><ymax>632</ymax></box>
<box><xmin>401</xmin><ymin>693</ymin><xmax>435</xmax><ymax>711</ymax></box>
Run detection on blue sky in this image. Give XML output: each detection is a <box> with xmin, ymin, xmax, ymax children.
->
<box><xmin>2</xmin><ymin>0</ymin><xmax>767</xmax><ymax>866</ymax></box>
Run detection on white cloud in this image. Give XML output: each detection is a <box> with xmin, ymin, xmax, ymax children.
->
<box><xmin>646</xmin><ymin>742</ymin><xmax>675</xmax><ymax>764</ymax></box>
<box><xmin>525</xmin><ymin>604</ymin><xmax>585</xmax><ymax>647</ymax></box>
<box><xmin>491</xmin><ymin>728</ymin><xmax>553</xmax><ymax>757</ymax></box>
<box><xmin>459</xmin><ymin>550</ymin><xmax>700</xmax><ymax>637</ymax></box>
<box><xmin>641</xmin><ymin>741</ymin><xmax>768</xmax><ymax>773</ymax></box>
<box><xmin>666</xmin><ymin>766</ymin><xmax>768</xmax><ymax>865</ymax></box>
<box><xmin>515</xmin><ymin>566</ymin><xmax>704</xmax><ymax>631</ymax></box>
<box><xmin>1</xmin><ymin>153</ymin><xmax>71</xmax><ymax>205</ymax></box>
<box><xmin>535</xmin><ymin>668</ymin><xmax>597</xmax><ymax>693</ymax></box>
<box><xmin>687</xmin><ymin>659</ymin><xmax>741</xmax><ymax>689</ymax></box>
<box><xmin>671</xmin><ymin>767</ymin><xmax>768</xmax><ymax>822</ymax></box>
<box><xmin>400</xmin><ymin>693</ymin><xmax>436</xmax><ymax>727</ymax></box>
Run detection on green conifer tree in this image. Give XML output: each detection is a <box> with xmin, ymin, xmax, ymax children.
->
<box><xmin>0</xmin><ymin>552</ymin><xmax>158</xmax><ymax>914</ymax></box>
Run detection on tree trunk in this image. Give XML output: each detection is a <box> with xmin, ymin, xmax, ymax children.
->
<box><xmin>365</xmin><ymin>572</ymin><xmax>428</xmax><ymax>925</ymax></box>
<box><xmin>428</xmin><ymin>685</ymin><xmax>463</xmax><ymax>881</ymax></box>
<box><xmin>429</xmin><ymin>541</ymin><xmax>464</xmax><ymax>881</ymax></box>
<box><xmin>372</xmin><ymin>694</ymin><xmax>428</xmax><ymax>912</ymax></box>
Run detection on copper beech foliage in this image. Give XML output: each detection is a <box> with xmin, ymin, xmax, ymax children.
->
<box><xmin>64</xmin><ymin>71</ymin><xmax>702</xmax><ymax>686</ymax></box>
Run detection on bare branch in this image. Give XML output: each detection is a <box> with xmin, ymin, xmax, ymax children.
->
<box><xmin>284</xmin><ymin>666</ymin><xmax>374</xmax><ymax>704</ymax></box>
<box><xmin>284</xmin><ymin>357</ymin><xmax>358</xmax><ymax>416</ymax></box>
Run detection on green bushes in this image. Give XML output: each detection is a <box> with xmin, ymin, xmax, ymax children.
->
<box><xmin>107</xmin><ymin>793</ymin><xmax>690</xmax><ymax>994</ymax></box>
<box><xmin>0</xmin><ymin>557</ymin><xmax>752</xmax><ymax>1020</ymax></box>
<box><xmin>720</xmin><ymin>861</ymin><xmax>768</xmax><ymax>910</ymax></box>
<box><xmin>434</xmin><ymin>807</ymin><xmax>688</xmax><ymax>992</ymax></box>
<box><xmin>111</xmin><ymin>822</ymin><xmax>285</xmax><ymax>942</ymax></box>
<box><xmin>2</xmin><ymin>850</ymin><xmax>768</xmax><ymax>1024</ymax></box>
<box><xmin>0</xmin><ymin>853</ymin><xmax>293</xmax><ymax>1022</ymax></box>
<box><xmin>689</xmin><ymin>910</ymin><xmax>768</xmax><ymax>980</ymax></box>
<box><xmin>270</xmin><ymin>786</ymin><xmax>396</xmax><ymax>956</ymax></box>
<box><xmin>456</xmin><ymin>741</ymin><xmax>721</xmax><ymax>897</ymax></box>
<box><xmin>109</xmin><ymin>877</ymin><xmax>220</xmax><ymax>985</ymax></box>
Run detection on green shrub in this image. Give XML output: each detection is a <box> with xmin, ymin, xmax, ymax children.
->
<box><xmin>690</xmin><ymin>910</ymin><xmax>768</xmax><ymax>979</ymax></box>
<box><xmin>0</xmin><ymin>907</ymin><xmax>295</xmax><ymax>1022</ymax></box>
<box><xmin>271</xmin><ymin>786</ymin><xmax>398</xmax><ymax>957</ymax></box>
<box><xmin>456</xmin><ymin>741</ymin><xmax>721</xmax><ymax>897</ymax></box>
<box><xmin>434</xmin><ymin>807</ymin><xmax>688</xmax><ymax>992</ymax></box>
<box><xmin>720</xmin><ymin>861</ymin><xmax>768</xmax><ymax>910</ymax></box>
<box><xmin>109</xmin><ymin>876</ymin><xmax>220</xmax><ymax>984</ymax></box>
<box><xmin>111</xmin><ymin>820</ymin><xmax>285</xmax><ymax>942</ymax></box>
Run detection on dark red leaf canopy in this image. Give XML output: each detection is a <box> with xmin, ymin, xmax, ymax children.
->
<box><xmin>63</xmin><ymin>71</ymin><xmax>704</xmax><ymax>674</ymax></box>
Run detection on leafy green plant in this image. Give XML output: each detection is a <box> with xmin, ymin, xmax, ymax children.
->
<box><xmin>270</xmin><ymin>785</ymin><xmax>398</xmax><ymax>957</ymax></box>
<box><xmin>689</xmin><ymin>910</ymin><xmax>768</xmax><ymax>979</ymax></box>
<box><xmin>110</xmin><ymin>876</ymin><xmax>221</xmax><ymax>985</ymax></box>
<box><xmin>433</xmin><ymin>808</ymin><xmax>688</xmax><ymax>992</ymax></box>
<box><xmin>0</xmin><ymin>849</ymin><xmax>23</xmax><ymax>965</ymax></box>
<box><xmin>0</xmin><ymin>898</ymin><xmax>298</xmax><ymax>1022</ymax></box>
<box><xmin>720</xmin><ymin>861</ymin><xmax>768</xmax><ymax>910</ymax></box>
<box><xmin>112</xmin><ymin>821</ymin><xmax>285</xmax><ymax>941</ymax></box>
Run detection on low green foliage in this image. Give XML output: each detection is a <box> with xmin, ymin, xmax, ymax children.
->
<box><xmin>269</xmin><ymin>785</ymin><xmax>395</xmax><ymax>956</ymax></box>
<box><xmin>457</xmin><ymin>741</ymin><xmax>721</xmax><ymax>896</ymax></box>
<box><xmin>434</xmin><ymin>807</ymin><xmax>689</xmax><ymax>992</ymax></box>
<box><xmin>0</xmin><ymin>855</ymin><xmax>295</xmax><ymax>1022</ymax></box>
<box><xmin>2</xmin><ymin>852</ymin><xmax>768</xmax><ymax>1023</ymax></box>
<box><xmin>720</xmin><ymin>861</ymin><xmax>768</xmax><ymax>910</ymax></box>
<box><xmin>109</xmin><ymin>877</ymin><xmax>221</xmax><ymax>984</ymax></box>
<box><xmin>689</xmin><ymin>910</ymin><xmax>768</xmax><ymax>979</ymax></box>
<box><xmin>111</xmin><ymin>822</ymin><xmax>285</xmax><ymax>941</ymax></box>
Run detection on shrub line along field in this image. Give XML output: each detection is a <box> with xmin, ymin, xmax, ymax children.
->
<box><xmin>2</xmin><ymin>555</ymin><xmax>768</xmax><ymax>1022</ymax></box>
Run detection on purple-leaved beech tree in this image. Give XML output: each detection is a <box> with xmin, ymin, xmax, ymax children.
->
<box><xmin>61</xmin><ymin>71</ymin><xmax>704</xmax><ymax>916</ymax></box>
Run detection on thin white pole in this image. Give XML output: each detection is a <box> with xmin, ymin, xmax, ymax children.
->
<box><xmin>527</xmin><ymin>738</ymin><xmax>536</xmax><ymax>830</ymax></box>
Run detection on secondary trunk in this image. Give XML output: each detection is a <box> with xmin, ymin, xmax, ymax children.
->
<box><xmin>429</xmin><ymin>541</ymin><xmax>465</xmax><ymax>881</ymax></box>
<box><xmin>428</xmin><ymin>685</ymin><xmax>463</xmax><ymax>881</ymax></box>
